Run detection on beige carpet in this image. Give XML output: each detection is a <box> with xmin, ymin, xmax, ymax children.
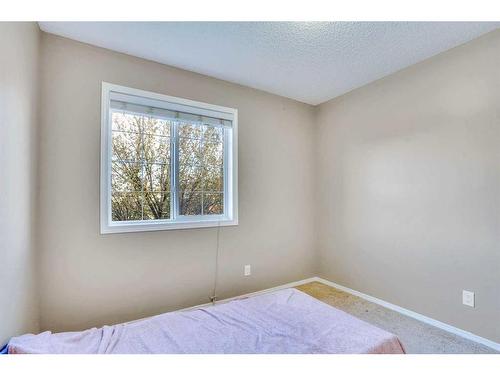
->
<box><xmin>295</xmin><ymin>281</ymin><xmax>497</xmax><ymax>354</ymax></box>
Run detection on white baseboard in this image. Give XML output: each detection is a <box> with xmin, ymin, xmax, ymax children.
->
<box><xmin>313</xmin><ymin>276</ymin><xmax>500</xmax><ymax>352</ymax></box>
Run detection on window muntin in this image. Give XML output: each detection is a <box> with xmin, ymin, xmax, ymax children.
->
<box><xmin>101</xmin><ymin>83</ymin><xmax>237</xmax><ymax>233</ymax></box>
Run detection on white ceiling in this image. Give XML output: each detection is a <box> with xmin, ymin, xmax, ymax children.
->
<box><xmin>39</xmin><ymin>22</ymin><xmax>499</xmax><ymax>105</ymax></box>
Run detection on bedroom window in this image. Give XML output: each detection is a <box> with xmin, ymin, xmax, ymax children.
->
<box><xmin>100</xmin><ymin>82</ymin><xmax>238</xmax><ymax>233</ymax></box>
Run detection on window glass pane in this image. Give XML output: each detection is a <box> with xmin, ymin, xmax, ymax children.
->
<box><xmin>179</xmin><ymin>192</ymin><xmax>202</xmax><ymax>216</ymax></box>
<box><xmin>179</xmin><ymin>164</ymin><xmax>203</xmax><ymax>193</ymax></box>
<box><xmin>203</xmin><ymin>193</ymin><xmax>223</xmax><ymax>215</ymax></box>
<box><xmin>111</xmin><ymin>111</ymin><xmax>172</xmax><ymax>222</ymax></box>
<box><xmin>178</xmin><ymin>123</ymin><xmax>225</xmax><ymax>217</ymax></box>
<box><xmin>203</xmin><ymin>126</ymin><xmax>223</xmax><ymax>142</ymax></box>
<box><xmin>143</xmin><ymin>192</ymin><xmax>170</xmax><ymax>220</ymax></box>
<box><xmin>112</xmin><ymin>112</ymin><xmax>145</xmax><ymax>133</ymax></box>
<box><xmin>202</xmin><ymin>141</ymin><xmax>223</xmax><ymax>166</ymax></box>
<box><xmin>202</xmin><ymin>141</ymin><xmax>223</xmax><ymax>193</ymax></box>
<box><xmin>142</xmin><ymin>117</ymin><xmax>171</xmax><ymax>137</ymax></box>
<box><xmin>179</xmin><ymin>122</ymin><xmax>204</xmax><ymax>139</ymax></box>
<box><xmin>179</xmin><ymin>136</ymin><xmax>203</xmax><ymax>166</ymax></box>
<box><xmin>112</xmin><ymin>161</ymin><xmax>142</xmax><ymax>192</ymax></box>
<box><xmin>143</xmin><ymin>134</ymin><xmax>170</xmax><ymax>164</ymax></box>
<box><xmin>112</xmin><ymin>130</ymin><xmax>142</xmax><ymax>162</ymax></box>
<box><xmin>203</xmin><ymin>165</ymin><xmax>223</xmax><ymax>192</ymax></box>
<box><xmin>143</xmin><ymin>163</ymin><xmax>170</xmax><ymax>193</ymax></box>
<box><xmin>112</xmin><ymin>192</ymin><xmax>143</xmax><ymax>221</ymax></box>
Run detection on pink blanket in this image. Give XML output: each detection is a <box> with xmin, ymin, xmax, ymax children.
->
<box><xmin>8</xmin><ymin>288</ymin><xmax>405</xmax><ymax>354</ymax></box>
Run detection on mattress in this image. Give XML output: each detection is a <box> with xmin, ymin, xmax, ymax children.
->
<box><xmin>7</xmin><ymin>288</ymin><xmax>405</xmax><ymax>354</ymax></box>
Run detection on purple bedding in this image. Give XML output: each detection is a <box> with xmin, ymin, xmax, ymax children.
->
<box><xmin>8</xmin><ymin>288</ymin><xmax>405</xmax><ymax>354</ymax></box>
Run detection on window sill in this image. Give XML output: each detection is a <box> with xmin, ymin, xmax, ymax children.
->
<box><xmin>100</xmin><ymin>218</ymin><xmax>238</xmax><ymax>234</ymax></box>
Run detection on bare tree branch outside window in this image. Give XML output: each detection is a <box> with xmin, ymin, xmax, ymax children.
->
<box><xmin>111</xmin><ymin>112</ymin><xmax>224</xmax><ymax>221</ymax></box>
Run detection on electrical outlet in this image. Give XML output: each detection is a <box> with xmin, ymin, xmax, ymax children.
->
<box><xmin>244</xmin><ymin>265</ymin><xmax>251</xmax><ymax>276</ymax></box>
<box><xmin>462</xmin><ymin>290</ymin><xmax>475</xmax><ymax>307</ymax></box>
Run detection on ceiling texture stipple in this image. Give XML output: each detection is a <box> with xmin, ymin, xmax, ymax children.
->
<box><xmin>39</xmin><ymin>22</ymin><xmax>499</xmax><ymax>105</ymax></box>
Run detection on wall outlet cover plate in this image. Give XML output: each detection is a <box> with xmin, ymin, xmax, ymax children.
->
<box><xmin>462</xmin><ymin>290</ymin><xmax>475</xmax><ymax>307</ymax></box>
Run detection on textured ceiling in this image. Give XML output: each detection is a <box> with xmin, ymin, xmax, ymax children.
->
<box><xmin>39</xmin><ymin>22</ymin><xmax>499</xmax><ymax>105</ymax></box>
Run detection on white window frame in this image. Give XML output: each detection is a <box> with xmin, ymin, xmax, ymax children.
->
<box><xmin>100</xmin><ymin>82</ymin><xmax>238</xmax><ymax>234</ymax></box>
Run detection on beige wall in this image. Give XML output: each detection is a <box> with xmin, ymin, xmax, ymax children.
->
<box><xmin>316</xmin><ymin>30</ymin><xmax>500</xmax><ymax>342</ymax></box>
<box><xmin>37</xmin><ymin>33</ymin><xmax>317</xmax><ymax>332</ymax></box>
<box><xmin>0</xmin><ymin>23</ymin><xmax>41</xmax><ymax>344</ymax></box>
